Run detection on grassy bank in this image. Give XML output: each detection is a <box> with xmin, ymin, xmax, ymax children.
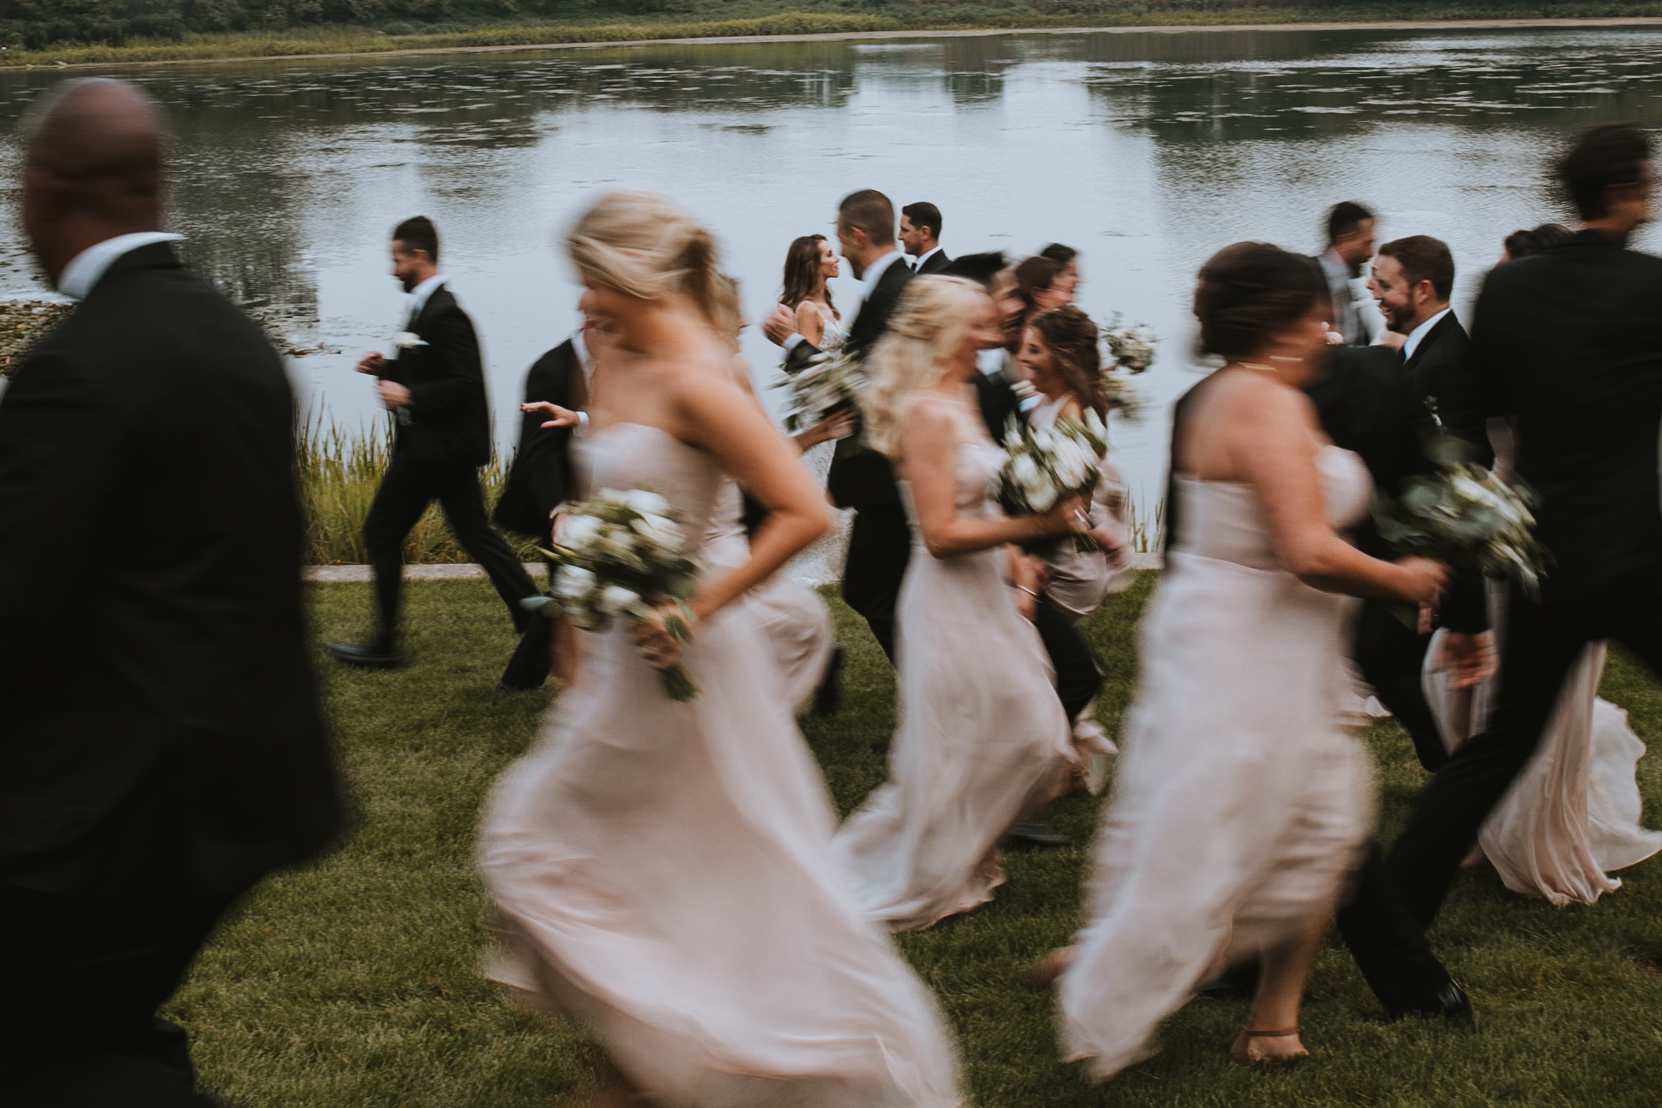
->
<box><xmin>10</xmin><ymin>5</ymin><xmax>1662</xmax><ymax>69</ymax></box>
<box><xmin>168</xmin><ymin>575</ymin><xmax>1662</xmax><ymax>1107</ymax></box>
<box><xmin>297</xmin><ymin>420</ymin><xmax>539</xmax><ymax>565</ymax></box>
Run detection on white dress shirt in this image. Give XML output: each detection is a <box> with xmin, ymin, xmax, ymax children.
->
<box><xmin>405</xmin><ymin>273</ymin><xmax>447</xmax><ymax>324</ymax></box>
<box><xmin>913</xmin><ymin>245</ymin><xmax>943</xmax><ymax>271</ymax></box>
<box><xmin>58</xmin><ymin>232</ymin><xmax>184</xmax><ymax>301</ymax></box>
<box><xmin>1402</xmin><ymin>307</ymin><xmax>1452</xmax><ymax>363</ymax></box>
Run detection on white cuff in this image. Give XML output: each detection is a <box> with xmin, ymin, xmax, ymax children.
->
<box><xmin>783</xmin><ymin>334</ymin><xmax>806</xmax><ymax>355</ymax></box>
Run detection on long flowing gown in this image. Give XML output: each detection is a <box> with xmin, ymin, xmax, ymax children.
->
<box><xmin>1060</xmin><ymin>445</ymin><xmax>1375</xmax><ymax>1079</ymax></box>
<box><xmin>1422</xmin><ymin>583</ymin><xmax>1662</xmax><ymax>906</ymax></box>
<box><xmin>702</xmin><ymin>476</ymin><xmax>834</xmax><ymax>712</ymax></box>
<box><xmin>831</xmin><ymin>400</ymin><xmax>1076</xmax><ymax>932</ymax></box>
<box><xmin>479</xmin><ymin>422</ymin><xmax>963</xmax><ymax>1108</ymax></box>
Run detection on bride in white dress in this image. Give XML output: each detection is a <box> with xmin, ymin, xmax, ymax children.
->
<box><xmin>479</xmin><ymin>192</ymin><xmax>963</xmax><ymax>1108</ymax></box>
<box><xmin>1058</xmin><ymin>244</ymin><xmax>1447</xmax><ymax>1075</ymax></box>
<box><xmin>831</xmin><ymin>276</ymin><xmax>1084</xmax><ymax>932</ymax></box>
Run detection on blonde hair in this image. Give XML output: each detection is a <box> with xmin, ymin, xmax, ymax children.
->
<box><xmin>709</xmin><ymin>273</ymin><xmax>743</xmax><ymax>353</ymax></box>
<box><xmin>860</xmin><ymin>276</ymin><xmax>988</xmax><ymax>459</ymax></box>
<box><xmin>567</xmin><ymin>190</ymin><xmax>723</xmax><ymax>324</ymax></box>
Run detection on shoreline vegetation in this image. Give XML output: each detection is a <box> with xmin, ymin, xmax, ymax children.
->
<box><xmin>5</xmin><ymin>6</ymin><xmax>1662</xmax><ymax>70</ymax></box>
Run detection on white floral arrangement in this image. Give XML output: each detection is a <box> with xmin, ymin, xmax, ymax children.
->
<box><xmin>1374</xmin><ymin>438</ymin><xmax>1551</xmax><ymax>599</ymax></box>
<box><xmin>394</xmin><ymin>331</ymin><xmax>427</xmax><ymax>350</ymax></box>
<box><xmin>992</xmin><ymin>410</ymin><xmax>1109</xmax><ymax>552</ymax></box>
<box><xmin>522</xmin><ymin>487</ymin><xmax>701</xmax><ymax>701</ymax></box>
<box><xmin>775</xmin><ymin>348</ymin><xmax>866</xmax><ymax>434</ymax></box>
<box><xmin>1100</xmin><ymin>315</ymin><xmax>1157</xmax><ymax>421</ymax></box>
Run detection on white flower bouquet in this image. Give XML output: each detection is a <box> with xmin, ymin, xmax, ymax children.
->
<box><xmin>992</xmin><ymin>410</ymin><xmax>1109</xmax><ymax>552</ymax></box>
<box><xmin>775</xmin><ymin>348</ymin><xmax>866</xmax><ymax>434</ymax></box>
<box><xmin>1374</xmin><ymin>438</ymin><xmax>1551</xmax><ymax>599</ymax></box>
<box><xmin>522</xmin><ymin>487</ymin><xmax>701</xmax><ymax>701</ymax></box>
<box><xmin>1100</xmin><ymin>315</ymin><xmax>1157</xmax><ymax>422</ymax></box>
<box><xmin>1103</xmin><ymin>316</ymin><xmax>1157</xmax><ymax>374</ymax></box>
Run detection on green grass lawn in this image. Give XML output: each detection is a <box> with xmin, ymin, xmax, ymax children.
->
<box><xmin>172</xmin><ymin>574</ymin><xmax>1662</xmax><ymax>1106</ymax></box>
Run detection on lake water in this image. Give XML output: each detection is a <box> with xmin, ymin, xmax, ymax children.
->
<box><xmin>1</xmin><ymin>23</ymin><xmax>1660</xmax><ymax>522</ymax></box>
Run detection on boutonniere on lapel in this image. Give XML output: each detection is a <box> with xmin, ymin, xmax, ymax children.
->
<box><xmin>394</xmin><ymin>331</ymin><xmax>428</xmax><ymax>350</ymax></box>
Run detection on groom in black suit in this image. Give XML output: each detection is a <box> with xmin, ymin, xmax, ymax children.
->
<box><xmin>901</xmin><ymin>201</ymin><xmax>951</xmax><ymax>275</ymax></box>
<box><xmin>0</xmin><ymin>79</ymin><xmax>343</xmax><ymax>1106</ymax></box>
<box><xmin>767</xmin><ymin>189</ymin><xmax>915</xmax><ymax>660</ymax></box>
<box><xmin>1385</xmin><ymin>123</ymin><xmax>1662</xmax><ymax>932</ymax></box>
<box><xmin>1354</xmin><ymin>234</ymin><xmax>1493</xmax><ymax>771</ymax></box>
<box><xmin>328</xmin><ymin>216</ymin><xmax>539</xmax><ymax>668</ymax></box>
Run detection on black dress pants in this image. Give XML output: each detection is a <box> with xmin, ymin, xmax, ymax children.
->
<box><xmin>364</xmin><ymin>452</ymin><xmax>539</xmax><ymax>645</ymax></box>
<box><xmin>1386</xmin><ymin>572</ymin><xmax>1662</xmax><ymax>929</ymax></box>
<box><xmin>1031</xmin><ymin>594</ymin><xmax>1104</xmax><ymax>723</ymax></box>
<box><xmin>840</xmin><ymin>502</ymin><xmax>911</xmax><ymax>663</ymax></box>
<box><xmin>1354</xmin><ymin>598</ymin><xmax>1446</xmax><ymax>771</ymax></box>
<box><xmin>499</xmin><ymin>556</ymin><xmax>560</xmax><ymax>690</ymax></box>
<box><xmin>0</xmin><ymin>884</ymin><xmax>237</xmax><ymax>1107</ymax></box>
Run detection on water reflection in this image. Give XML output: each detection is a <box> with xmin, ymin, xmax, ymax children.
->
<box><xmin>0</xmin><ymin>24</ymin><xmax>1655</xmax><ymax>507</ymax></box>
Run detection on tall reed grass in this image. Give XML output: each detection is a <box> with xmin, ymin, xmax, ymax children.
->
<box><xmin>296</xmin><ymin>418</ymin><xmax>539</xmax><ymax>566</ymax></box>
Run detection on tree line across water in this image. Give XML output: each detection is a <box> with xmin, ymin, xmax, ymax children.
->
<box><xmin>5</xmin><ymin>0</ymin><xmax>1659</xmax><ymax>54</ymax></box>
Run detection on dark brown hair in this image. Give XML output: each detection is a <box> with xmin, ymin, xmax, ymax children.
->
<box><xmin>393</xmin><ymin>215</ymin><xmax>439</xmax><ymax>264</ymax></box>
<box><xmin>1193</xmin><ymin>242</ymin><xmax>1326</xmax><ymax>359</ymax></box>
<box><xmin>1558</xmin><ymin>122</ymin><xmax>1652</xmax><ymax>222</ymax></box>
<box><xmin>1325</xmin><ymin>201</ymin><xmax>1374</xmax><ymax>246</ymax></box>
<box><xmin>1503</xmin><ymin>222</ymin><xmax>1574</xmax><ymax>260</ymax></box>
<box><xmin>780</xmin><ymin>234</ymin><xmax>837</xmax><ymax>318</ymax></box>
<box><xmin>1030</xmin><ymin>306</ymin><xmax>1109</xmax><ymax>419</ymax></box>
<box><xmin>1039</xmin><ymin>243</ymin><xmax>1077</xmax><ymax>267</ymax></box>
<box><xmin>901</xmin><ymin>200</ymin><xmax>942</xmax><ymax>240</ymax></box>
<box><xmin>837</xmin><ymin>189</ymin><xmax>895</xmax><ymax>246</ymax></box>
<box><xmin>1013</xmin><ymin>255</ymin><xmax>1061</xmax><ymax>313</ymax></box>
<box><xmin>1377</xmin><ymin>234</ymin><xmax>1455</xmax><ymax>302</ymax></box>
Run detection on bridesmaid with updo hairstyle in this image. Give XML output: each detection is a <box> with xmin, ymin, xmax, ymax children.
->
<box><xmin>833</xmin><ymin>276</ymin><xmax>1088</xmax><ymax>932</ymax></box>
<box><xmin>1054</xmin><ymin>243</ymin><xmax>1445</xmax><ymax>1076</ymax></box>
<box><xmin>480</xmin><ymin>191</ymin><xmax>962</xmax><ymax>1108</ymax></box>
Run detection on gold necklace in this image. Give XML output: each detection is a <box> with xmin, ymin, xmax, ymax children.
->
<box><xmin>1235</xmin><ymin>361</ymin><xmax>1280</xmax><ymax>375</ymax></box>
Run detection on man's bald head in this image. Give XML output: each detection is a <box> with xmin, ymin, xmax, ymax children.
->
<box><xmin>20</xmin><ymin>78</ymin><xmax>167</xmax><ymax>286</ymax></box>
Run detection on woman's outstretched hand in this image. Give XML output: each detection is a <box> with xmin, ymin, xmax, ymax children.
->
<box><xmin>523</xmin><ymin>401</ymin><xmax>582</xmax><ymax>429</ymax></box>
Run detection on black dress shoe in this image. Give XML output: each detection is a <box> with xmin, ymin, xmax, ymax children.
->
<box><xmin>1386</xmin><ymin>979</ymin><xmax>1475</xmax><ymax>1027</ymax></box>
<box><xmin>326</xmin><ymin>641</ymin><xmax>402</xmax><ymax>669</ymax></box>
<box><xmin>1003</xmin><ymin>822</ymin><xmax>1072</xmax><ymax>850</ymax></box>
<box><xmin>1196</xmin><ymin>958</ymin><xmax>1261</xmax><ymax>1001</ymax></box>
<box><xmin>812</xmin><ymin>645</ymin><xmax>844</xmax><ymax>717</ymax></box>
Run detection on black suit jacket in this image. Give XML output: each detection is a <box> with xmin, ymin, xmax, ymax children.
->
<box><xmin>787</xmin><ymin>254</ymin><xmax>916</xmax><ymax>508</ymax></box>
<box><xmin>915</xmin><ymin>250</ymin><xmax>953</xmax><ymax>276</ymax></box>
<box><xmin>494</xmin><ymin>338</ymin><xmax>582</xmax><ymax>540</ymax></box>
<box><xmin>0</xmin><ymin>242</ymin><xmax>342</xmax><ymax>899</ymax></box>
<box><xmin>1404</xmin><ymin>311</ymin><xmax>1492</xmax><ymax>469</ymax></box>
<box><xmin>972</xmin><ymin>354</ymin><xmax>1023</xmax><ymax>441</ymax></box>
<box><xmin>382</xmin><ymin>285</ymin><xmax>493</xmax><ymax>468</ymax></box>
<box><xmin>1468</xmin><ymin>230</ymin><xmax>1662</xmax><ymax>599</ymax></box>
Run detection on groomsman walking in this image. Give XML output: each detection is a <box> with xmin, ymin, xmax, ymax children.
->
<box><xmin>328</xmin><ymin>216</ymin><xmax>538</xmax><ymax>669</ymax></box>
<box><xmin>766</xmin><ymin>189</ymin><xmax>914</xmax><ymax>660</ymax></box>
<box><xmin>1318</xmin><ymin>201</ymin><xmax>1379</xmax><ymax>345</ymax></box>
<box><xmin>1357</xmin><ymin>234</ymin><xmax>1493</xmax><ymax>771</ymax></box>
<box><xmin>0</xmin><ymin>78</ymin><xmax>342</xmax><ymax>1105</ymax></box>
<box><xmin>494</xmin><ymin>311</ymin><xmax>596</xmax><ymax>692</ymax></box>
<box><xmin>901</xmin><ymin>201</ymin><xmax>952</xmax><ymax>274</ymax></box>
<box><xmin>1386</xmin><ymin>123</ymin><xmax>1662</xmax><ymax>933</ymax></box>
